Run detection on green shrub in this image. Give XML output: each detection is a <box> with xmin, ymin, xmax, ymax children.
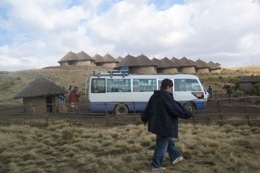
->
<box><xmin>233</xmin><ymin>90</ymin><xmax>244</xmax><ymax>97</ymax></box>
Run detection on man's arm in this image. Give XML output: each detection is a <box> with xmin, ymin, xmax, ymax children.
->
<box><xmin>164</xmin><ymin>95</ymin><xmax>193</xmax><ymax>119</ymax></box>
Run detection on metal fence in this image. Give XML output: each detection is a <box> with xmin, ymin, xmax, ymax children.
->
<box><xmin>0</xmin><ymin>96</ymin><xmax>259</xmax><ymax>126</ymax></box>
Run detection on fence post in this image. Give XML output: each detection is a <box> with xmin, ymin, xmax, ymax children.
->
<box><xmin>92</xmin><ymin>117</ymin><xmax>95</xmax><ymax>127</ymax></box>
<box><xmin>217</xmin><ymin>99</ymin><xmax>223</xmax><ymax>120</ymax></box>
<box><xmin>116</xmin><ymin>116</ymin><xmax>118</xmax><ymax>125</ymax></box>
<box><xmin>106</xmin><ymin>116</ymin><xmax>109</xmax><ymax>125</ymax></box>
<box><xmin>244</xmin><ymin>97</ymin><xmax>249</xmax><ymax>124</ymax></box>
<box><xmin>133</xmin><ymin>102</ymin><xmax>136</xmax><ymax>116</ymax></box>
<box><xmin>105</xmin><ymin>103</ymin><xmax>108</xmax><ymax>116</ymax></box>
<box><xmin>45</xmin><ymin>115</ymin><xmax>49</xmax><ymax>126</ymax></box>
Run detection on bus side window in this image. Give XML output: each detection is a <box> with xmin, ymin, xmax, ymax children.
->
<box><xmin>91</xmin><ymin>78</ymin><xmax>106</xmax><ymax>93</ymax></box>
<box><xmin>133</xmin><ymin>79</ymin><xmax>156</xmax><ymax>92</ymax></box>
<box><xmin>111</xmin><ymin>87</ymin><xmax>118</xmax><ymax>92</ymax></box>
<box><xmin>174</xmin><ymin>79</ymin><xmax>185</xmax><ymax>91</ymax></box>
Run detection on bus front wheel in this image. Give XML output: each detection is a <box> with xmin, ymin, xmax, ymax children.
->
<box><xmin>114</xmin><ymin>104</ymin><xmax>128</xmax><ymax>115</ymax></box>
<box><xmin>183</xmin><ymin>102</ymin><xmax>195</xmax><ymax>113</ymax></box>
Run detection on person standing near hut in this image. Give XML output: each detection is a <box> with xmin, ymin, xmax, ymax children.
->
<box><xmin>69</xmin><ymin>86</ymin><xmax>80</xmax><ymax>113</ymax></box>
<box><xmin>141</xmin><ymin>78</ymin><xmax>193</xmax><ymax>171</ymax></box>
<box><xmin>207</xmin><ymin>86</ymin><xmax>213</xmax><ymax>99</ymax></box>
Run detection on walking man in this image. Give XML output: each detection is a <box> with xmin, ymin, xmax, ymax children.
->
<box><xmin>141</xmin><ymin>78</ymin><xmax>193</xmax><ymax>171</ymax></box>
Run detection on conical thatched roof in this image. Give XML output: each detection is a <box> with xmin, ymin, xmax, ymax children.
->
<box><xmin>160</xmin><ymin>57</ymin><xmax>179</xmax><ymax>68</ymax></box>
<box><xmin>103</xmin><ymin>53</ymin><xmax>118</xmax><ymax>63</ymax></box>
<box><xmin>208</xmin><ymin>61</ymin><xmax>221</xmax><ymax>70</ymax></box>
<box><xmin>116</xmin><ymin>54</ymin><xmax>139</xmax><ymax>68</ymax></box>
<box><xmin>196</xmin><ymin>59</ymin><xmax>210</xmax><ymax>68</ymax></box>
<box><xmin>136</xmin><ymin>54</ymin><xmax>157</xmax><ymax>66</ymax></box>
<box><xmin>116</xmin><ymin>56</ymin><xmax>124</xmax><ymax>62</ymax></box>
<box><xmin>152</xmin><ymin>57</ymin><xmax>162</xmax><ymax>66</ymax></box>
<box><xmin>179</xmin><ymin>57</ymin><xmax>197</xmax><ymax>67</ymax></box>
<box><xmin>171</xmin><ymin>57</ymin><xmax>181</xmax><ymax>66</ymax></box>
<box><xmin>77</xmin><ymin>51</ymin><xmax>95</xmax><ymax>61</ymax></box>
<box><xmin>93</xmin><ymin>54</ymin><xmax>104</xmax><ymax>63</ymax></box>
<box><xmin>58</xmin><ymin>51</ymin><xmax>78</xmax><ymax>63</ymax></box>
<box><xmin>14</xmin><ymin>77</ymin><xmax>67</xmax><ymax>99</ymax></box>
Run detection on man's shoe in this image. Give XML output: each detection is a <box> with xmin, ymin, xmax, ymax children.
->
<box><xmin>172</xmin><ymin>156</ymin><xmax>184</xmax><ymax>165</ymax></box>
<box><xmin>151</xmin><ymin>167</ymin><xmax>166</xmax><ymax>171</ymax></box>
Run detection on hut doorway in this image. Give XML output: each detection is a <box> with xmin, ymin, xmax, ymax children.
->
<box><xmin>46</xmin><ymin>96</ymin><xmax>53</xmax><ymax>113</ymax></box>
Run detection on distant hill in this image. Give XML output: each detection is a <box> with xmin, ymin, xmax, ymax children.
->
<box><xmin>0</xmin><ymin>65</ymin><xmax>259</xmax><ymax>105</ymax></box>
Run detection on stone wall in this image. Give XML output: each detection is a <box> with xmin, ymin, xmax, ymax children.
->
<box><xmin>24</xmin><ymin>97</ymin><xmax>46</xmax><ymax>114</ymax></box>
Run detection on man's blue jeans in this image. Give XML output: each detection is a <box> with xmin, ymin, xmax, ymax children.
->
<box><xmin>151</xmin><ymin>135</ymin><xmax>181</xmax><ymax>168</ymax></box>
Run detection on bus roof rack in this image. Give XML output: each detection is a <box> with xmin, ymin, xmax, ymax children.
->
<box><xmin>93</xmin><ymin>70</ymin><xmax>129</xmax><ymax>78</ymax></box>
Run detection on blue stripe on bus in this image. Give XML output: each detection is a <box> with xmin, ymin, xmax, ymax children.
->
<box><xmin>88</xmin><ymin>102</ymin><xmax>148</xmax><ymax>112</ymax></box>
<box><xmin>88</xmin><ymin>100</ymin><xmax>207</xmax><ymax>113</ymax></box>
<box><xmin>193</xmin><ymin>101</ymin><xmax>207</xmax><ymax>109</ymax></box>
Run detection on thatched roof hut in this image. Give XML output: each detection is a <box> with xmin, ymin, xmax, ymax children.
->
<box><xmin>116</xmin><ymin>54</ymin><xmax>138</xmax><ymax>68</ymax></box>
<box><xmin>115</xmin><ymin>54</ymin><xmax>157</xmax><ymax>74</ymax></box>
<box><xmin>153</xmin><ymin>57</ymin><xmax>179</xmax><ymax>74</ymax></box>
<box><xmin>208</xmin><ymin>61</ymin><xmax>222</xmax><ymax>73</ymax></box>
<box><xmin>133</xmin><ymin>54</ymin><xmax>157</xmax><ymax>74</ymax></box>
<box><xmin>195</xmin><ymin>59</ymin><xmax>210</xmax><ymax>73</ymax></box>
<box><xmin>171</xmin><ymin>57</ymin><xmax>181</xmax><ymax>65</ymax></box>
<box><xmin>116</xmin><ymin>56</ymin><xmax>124</xmax><ymax>62</ymax></box>
<box><xmin>179</xmin><ymin>57</ymin><xmax>197</xmax><ymax>74</ymax></box>
<box><xmin>93</xmin><ymin>54</ymin><xmax>118</xmax><ymax>68</ymax></box>
<box><xmin>15</xmin><ymin>77</ymin><xmax>67</xmax><ymax>114</ymax></box>
<box><xmin>93</xmin><ymin>54</ymin><xmax>103</xmax><ymax>64</ymax></box>
<box><xmin>152</xmin><ymin>57</ymin><xmax>162</xmax><ymax>66</ymax></box>
<box><xmin>103</xmin><ymin>53</ymin><xmax>117</xmax><ymax>62</ymax></box>
<box><xmin>58</xmin><ymin>51</ymin><xmax>78</xmax><ymax>65</ymax></box>
<box><xmin>77</xmin><ymin>51</ymin><xmax>95</xmax><ymax>66</ymax></box>
<box><xmin>58</xmin><ymin>51</ymin><xmax>95</xmax><ymax>66</ymax></box>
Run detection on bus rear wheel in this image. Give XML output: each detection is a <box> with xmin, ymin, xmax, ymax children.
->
<box><xmin>114</xmin><ymin>104</ymin><xmax>128</xmax><ymax>115</ymax></box>
<box><xmin>183</xmin><ymin>102</ymin><xmax>195</xmax><ymax>113</ymax></box>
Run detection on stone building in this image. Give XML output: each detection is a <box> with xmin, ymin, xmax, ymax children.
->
<box><xmin>14</xmin><ymin>77</ymin><xmax>67</xmax><ymax>114</ymax></box>
<box><xmin>238</xmin><ymin>76</ymin><xmax>260</xmax><ymax>93</ymax></box>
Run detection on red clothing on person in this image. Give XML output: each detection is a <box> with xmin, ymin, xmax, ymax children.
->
<box><xmin>69</xmin><ymin>90</ymin><xmax>80</xmax><ymax>103</ymax></box>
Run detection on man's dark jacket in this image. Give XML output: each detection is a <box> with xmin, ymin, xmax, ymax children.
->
<box><xmin>141</xmin><ymin>90</ymin><xmax>193</xmax><ymax>138</ymax></box>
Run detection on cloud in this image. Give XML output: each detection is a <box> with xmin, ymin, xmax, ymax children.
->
<box><xmin>0</xmin><ymin>0</ymin><xmax>259</xmax><ymax>71</ymax></box>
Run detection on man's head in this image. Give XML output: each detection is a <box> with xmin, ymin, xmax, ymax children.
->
<box><xmin>73</xmin><ymin>86</ymin><xmax>78</xmax><ymax>91</ymax></box>
<box><xmin>161</xmin><ymin>78</ymin><xmax>173</xmax><ymax>93</ymax></box>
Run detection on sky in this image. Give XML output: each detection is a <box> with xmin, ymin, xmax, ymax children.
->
<box><xmin>0</xmin><ymin>0</ymin><xmax>260</xmax><ymax>71</ymax></box>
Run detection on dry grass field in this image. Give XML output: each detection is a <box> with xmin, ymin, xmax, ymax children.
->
<box><xmin>0</xmin><ymin>122</ymin><xmax>259</xmax><ymax>173</ymax></box>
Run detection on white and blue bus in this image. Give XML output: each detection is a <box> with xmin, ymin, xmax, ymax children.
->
<box><xmin>86</xmin><ymin>71</ymin><xmax>208</xmax><ymax>115</ymax></box>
